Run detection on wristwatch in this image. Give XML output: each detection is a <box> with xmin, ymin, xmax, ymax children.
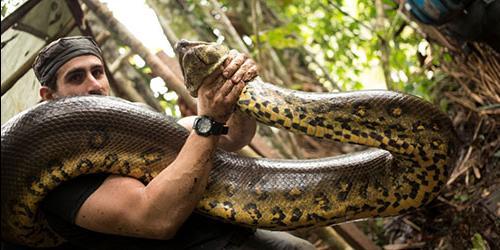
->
<box><xmin>193</xmin><ymin>115</ymin><xmax>229</xmax><ymax>136</ymax></box>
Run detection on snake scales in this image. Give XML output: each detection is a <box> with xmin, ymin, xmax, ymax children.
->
<box><xmin>1</xmin><ymin>41</ymin><xmax>459</xmax><ymax>247</ymax></box>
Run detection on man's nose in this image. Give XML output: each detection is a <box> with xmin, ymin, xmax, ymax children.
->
<box><xmin>85</xmin><ymin>73</ymin><xmax>103</xmax><ymax>94</ymax></box>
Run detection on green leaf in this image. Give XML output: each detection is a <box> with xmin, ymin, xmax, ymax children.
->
<box><xmin>404</xmin><ymin>84</ymin><xmax>415</xmax><ymax>93</ymax></box>
<box><xmin>443</xmin><ymin>53</ymin><xmax>453</xmax><ymax>63</ymax></box>
<box><xmin>438</xmin><ymin>99</ymin><xmax>449</xmax><ymax>112</ymax></box>
<box><xmin>159</xmin><ymin>100</ymin><xmax>168</xmax><ymax>110</ymax></box>
<box><xmin>2</xmin><ymin>5</ymin><xmax>7</xmax><ymax>17</ymax></box>
<box><xmin>453</xmin><ymin>194</ymin><xmax>469</xmax><ymax>202</ymax></box>
<box><xmin>471</xmin><ymin>233</ymin><xmax>489</xmax><ymax>250</ymax></box>
<box><xmin>257</xmin><ymin>24</ymin><xmax>301</xmax><ymax>49</ymax></box>
<box><xmin>353</xmin><ymin>82</ymin><xmax>363</xmax><ymax>90</ymax></box>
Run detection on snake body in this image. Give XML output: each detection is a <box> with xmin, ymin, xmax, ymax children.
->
<box><xmin>1</xmin><ymin>42</ymin><xmax>459</xmax><ymax>247</ymax></box>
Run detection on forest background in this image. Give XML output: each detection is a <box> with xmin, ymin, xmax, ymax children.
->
<box><xmin>2</xmin><ymin>0</ymin><xmax>498</xmax><ymax>249</ymax></box>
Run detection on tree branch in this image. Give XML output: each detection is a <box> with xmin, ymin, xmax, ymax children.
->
<box><xmin>82</xmin><ymin>0</ymin><xmax>196</xmax><ymax>110</ymax></box>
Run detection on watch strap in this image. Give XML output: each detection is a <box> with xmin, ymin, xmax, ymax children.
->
<box><xmin>195</xmin><ymin>115</ymin><xmax>229</xmax><ymax>136</ymax></box>
<box><xmin>212</xmin><ymin>123</ymin><xmax>229</xmax><ymax>135</ymax></box>
<box><xmin>208</xmin><ymin>116</ymin><xmax>228</xmax><ymax>135</ymax></box>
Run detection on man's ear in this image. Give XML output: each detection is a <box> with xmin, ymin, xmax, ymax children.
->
<box><xmin>39</xmin><ymin>86</ymin><xmax>54</xmax><ymax>100</ymax></box>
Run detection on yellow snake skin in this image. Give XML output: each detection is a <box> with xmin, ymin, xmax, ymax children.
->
<box><xmin>0</xmin><ymin>41</ymin><xmax>459</xmax><ymax>247</ymax></box>
<box><xmin>177</xmin><ymin>40</ymin><xmax>460</xmax><ymax>230</ymax></box>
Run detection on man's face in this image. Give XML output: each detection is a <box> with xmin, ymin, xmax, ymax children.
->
<box><xmin>41</xmin><ymin>55</ymin><xmax>110</xmax><ymax>100</ymax></box>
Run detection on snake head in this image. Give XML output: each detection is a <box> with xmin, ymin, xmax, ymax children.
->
<box><xmin>175</xmin><ymin>39</ymin><xmax>229</xmax><ymax>97</ymax></box>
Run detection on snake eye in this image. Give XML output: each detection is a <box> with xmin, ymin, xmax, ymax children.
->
<box><xmin>174</xmin><ymin>40</ymin><xmax>192</xmax><ymax>58</ymax></box>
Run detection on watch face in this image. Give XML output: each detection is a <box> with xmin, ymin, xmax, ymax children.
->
<box><xmin>197</xmin><ymin>118</ymin><xmax>212</xmax><ymax>133</ymax></box>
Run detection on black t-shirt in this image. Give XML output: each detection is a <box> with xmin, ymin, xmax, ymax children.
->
<box><xmin>41</xmin><ymin>174</ymin><xmax>253</xmax><ymax>250</ymax></box>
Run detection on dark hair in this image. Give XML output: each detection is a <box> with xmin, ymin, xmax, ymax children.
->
<box><xmin>32</xmin><ymin>36</ymin><xmax>103</xmax><ymax>90</ymax></box>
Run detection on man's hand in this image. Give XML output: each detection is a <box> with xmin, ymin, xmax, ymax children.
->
<box><xmin>197</xmin><ymin>69</ymin><xmax>244</xmax><ymax>123</ymax></box>
<box><xmin>197</xmin><ymin>51</ymin><xmax>257</xmax><ymax>124</ymax></box>
<box><xmin>223</xmin><ymin>50</ymin><xmax>258</xmax><ymax>83</ymax></box>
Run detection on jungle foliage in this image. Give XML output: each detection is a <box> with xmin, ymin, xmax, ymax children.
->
<box><xmin>148</xmin><ymin>0</ymin><xmax>446</xmax><ymax>102</ymax></box>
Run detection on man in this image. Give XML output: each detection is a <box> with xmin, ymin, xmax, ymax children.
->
<box><xmin>16</xmin><ymin>36</ymin><xmax>314</xmax><ymax>250</ymax></box>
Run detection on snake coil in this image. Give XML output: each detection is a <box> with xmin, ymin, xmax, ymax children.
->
<box><xmin>1</xmin><ymin>42</ymin><xmax>459</xmax><ymax>247</ymax></box>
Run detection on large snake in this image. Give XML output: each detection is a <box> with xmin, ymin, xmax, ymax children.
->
<box><xmin>1</xmin><ymin>41</ymin><xmax>459</xmax><ymax>247</ymax></box>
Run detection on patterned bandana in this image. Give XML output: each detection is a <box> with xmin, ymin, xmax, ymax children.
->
<box><xmin>33</xmin><ymin>36</ymin><xmax>103</xmax><ymax>86</ymax></box>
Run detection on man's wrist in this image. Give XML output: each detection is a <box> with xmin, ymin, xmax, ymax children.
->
<box><xmin>193</xmin><ymin>115</ymin><xmax>229</xmax><ymax>137</ymax></box>
<box><xmin>197</xmin><ymin>112</ymin><xmax>227</xmax><ymax>124</ymax></box>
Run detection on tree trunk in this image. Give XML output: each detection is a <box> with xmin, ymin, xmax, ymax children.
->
<box><xmin>375</xmin><ymin>0</ymin><xmax>393</xmax><ymax>90</ymax></box>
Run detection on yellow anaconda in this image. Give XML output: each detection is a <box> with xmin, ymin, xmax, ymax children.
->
<box><xmin>1</xmin><ymin>41</ymin><xmax>459</xmax><ymax>247</ymax></box>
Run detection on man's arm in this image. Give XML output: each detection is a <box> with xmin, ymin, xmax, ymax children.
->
<box><xmin>76</xmin><ymin>132</ymin><xmax>218</xmax><ymax>239</ymax></box>
<box><xmin>74</xmin><ymin>65</ymin><xmax>245</xmax><ymax>240</ymax></box>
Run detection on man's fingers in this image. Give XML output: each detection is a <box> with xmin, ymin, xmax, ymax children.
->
<box><xmin>223</xmin><ymin>50</ymin><xmax>238</xmax><ymax>68</ymax></box>
<box><xmin>226</xmin><ymin>81</ymin><xmax>245</xmax><ymax>103</ymax></box>
<box><xmin>223</xmin><ymin>52</ymin><xmax>247</xmax><ymax>78</ymax></box>
<box><xmin>218</xmin><ymin>79</ymin><xmax>234</xmax><ymax>97</ymax></box>
<box><xmin>232</xmin><ymin>60</ymin><xmax>257</xmax><ymax>83</ymax></box>
<box><xmin>242</xmin><ymin>65</ymin><xmax>259</xmax><ymax>82</ymax></box>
